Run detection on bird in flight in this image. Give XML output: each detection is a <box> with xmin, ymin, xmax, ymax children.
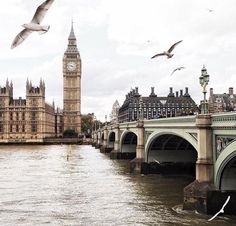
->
<box><xmin>170</xmin><ymin>67</ymin><xmax>185</xmax><ymax>76</ymax></box>
<box><xmin>208</xmin><ymin>196</ymin><xmax>230</xmax><ymax>221</ymax></box>
<box><xmin>151</xmin><ymin>40</ymin><xmax>183</xmax><ymax>59</ymax></box>
<box><xmin>11</xmin><ymin>0</ymin><xmax>54</xmax><ymax>49</ymax></box>
<box><xmin>206</xmin><ymin>8</ymin><xmax>214</xmax><ymax>12</ymax></box>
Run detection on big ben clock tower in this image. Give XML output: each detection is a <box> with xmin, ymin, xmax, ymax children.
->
<box><xmin>63</xmin><ymin>22</ymin><xmax>81</xmax><ymax>134</ymax></box>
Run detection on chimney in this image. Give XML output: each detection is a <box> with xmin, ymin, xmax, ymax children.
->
<box><xmin>135</xmin><ymin>87</ymin><xmax>138</xmax><ymax>94</ymax></box>
<box><xmin>210</xmin><ymin>88</ymin><xmax>213</xmax><ymax>96</ymax></box>
<box><xmin>176</xmin><ymin>91</ymin><xmax>179</xmax><ymax>97</ymax></box>
<box><xmin>229</xmin><ymin>87</ymin><xmax>234</xmax><ymax>95</ymax></box>
<box><xmin>151</xmin><ymin>87</ymin><xmax>154</xmax><ymax>94</ymax></box>
<box><xmin>180</xmin><ymin>89</ymin><xmax>183</xmax><ymax>96</ymax></box>
<box><xmin>184</xmin><ymin>87</ymin><xmax>190</xmax><ymax>97</ymax></box>
<box><xmin>185</xmin><ymin>87</ymin><xmax>188</xmax><ymax>94</ymax></box>
<box><xmin>168</xmin><ymin>87</ymin><xmax>174</xmax><ymax>97</ymax></box>
<box><xmin>149</xmin><ymin>87</ymin><xmax>157</xmax><ymax>97</ymax></box>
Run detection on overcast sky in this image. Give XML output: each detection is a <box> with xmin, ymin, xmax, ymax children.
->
<box><xmin>1</xmin><ymin>0</ymin><xmax>236</xmax><ymax>121</ymax></box>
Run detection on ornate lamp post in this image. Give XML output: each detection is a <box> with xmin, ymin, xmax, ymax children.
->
<box><xmin>199</xmin><ymin>65</ymin><xmax>210</xmax><ymax>114</ymax></box>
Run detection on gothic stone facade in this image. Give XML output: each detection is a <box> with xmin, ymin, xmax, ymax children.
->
<box><xmin>0</xmin><ymin>24</ymin><xmax>82</xmax><ymax>143</ymax></box>
<box><xmin>0</xmin><ymin>79</ymin><xmax>55</xmax><ymax>143</ymax></box>
<box><xmin>63</xmin><ymin>23</ymin><xmax>82</xmax><ymax>133</ymax></box>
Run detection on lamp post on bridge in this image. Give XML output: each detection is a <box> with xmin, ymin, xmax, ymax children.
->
<box><xmin>199</xmin><ymin>65</ymin><xmax>210</xmax><ymax>114</ymax></box>
<box><xmin>183</xmin><ymin>65</ymin><xmax>214</xmax><ymax>213</ymax></box>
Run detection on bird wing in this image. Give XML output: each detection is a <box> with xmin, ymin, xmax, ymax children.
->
<box><xmin>168</xmin><ymin>40</ymin><xmax>183</xmax><ymax>53</ymax></box>
<box><xmin>170</xmin><ymin>67</ymin><xmax>185</xmax><ymax>75</ymax></box>
<box><xmin>171</xmin><ymin>68</ymin><xmax>178</xmax><ymax>75</ymax></box>
<box><xmin>31</xmin><ymin>0</ymin><xmax>54</xmax><ymax>24</ymax></box>
<box><xmin>222</xmin><ymin>196</ymin><xmax>230</xmax><ymax>209</ymax></box>
<box><xmin>208</xmin><ymin>210</ymin><xmax>222</xmax><ymax>221</ymax></box>
<box><xmin>11</xmin><ymin>29</ymin><xmax>32</xmax><ymax>49</ymax></box>
<box><xmin>208</xmin><ymin>196</ymin><xmax>230</xmax><ymax>221</ymax></box>
<box><xmin>151</xmin><ymin>53</ymin><xmax>166</xmax><ymax>59</ymax></box>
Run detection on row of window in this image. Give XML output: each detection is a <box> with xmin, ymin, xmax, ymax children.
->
<box><xmin>0</xmin><ymin>124</ymin><xmax>37</xmax><ymax>133</ymax></box>
<box><xmin>0</xmin><ymin>112</ymin><xmax>37</xmax><ymax>121</ymax></box>
<box><xmin>129</xmin><ymin>103</ymin><xmax>195</xmax><ymax>107</ymax></box>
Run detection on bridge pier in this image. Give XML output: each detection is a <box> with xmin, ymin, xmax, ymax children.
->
<box><xmin>130</xmin><ymin>120</ymin><xmax>145</xmax><ymax>173</ymax></box>
<box><xmin>95</xmin><ymin>130</ymin><xmax>102</xmax><ymax>149</ymax></box>
<box><xmin>100</xmin><ymin>126</ymin><xmax>110</xmax><ymax>153</ymax></box>
<box><xmin>183</xmin><ymin>114</ymin><xmax>216</xmax><ymax>213</ymax></box>
<box><xmin>110</xmin><ymin>125</ymin><xmax>121</xmax><ymax>159</ymax></box>
<box><xmin>91</xmin><ymin>133</ymin><xmax>97</xmax><ymax>147</ymax></box>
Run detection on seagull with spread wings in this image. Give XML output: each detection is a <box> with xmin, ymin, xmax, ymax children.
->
<box><xmin>151</xmin><ymin>40</ymin><xmax>183</xmax><ymax>59</ymax></box>
<box><xmin>11</xmin><ymin>0</ymin><xmax>54</xmax><ymax>49</ymax></box>
<box><xmin>208</xmin><ymin>196</ymin><xmax>231</xmax><ymax>221</ymax></box>
<box><xmin>170</xmin><ymin>67</ymin><xmax>185</xmax><ymax>76</ymax></box>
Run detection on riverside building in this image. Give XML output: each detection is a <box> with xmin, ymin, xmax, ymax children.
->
<box><xmin>118</xmin><ymin>87</ymin><xmax>199</xmax><ymax>123</ymax></box>
<box><xmin>0</xmin><ymin>23</ymin><xmax>82</xmax><ymax>143</ymax></box>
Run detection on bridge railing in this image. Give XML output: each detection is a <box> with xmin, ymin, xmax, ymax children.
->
<box><xmin>212</xmin><ymin>112</ymin><xmax>236</xmax><ymax>128</ymax></box>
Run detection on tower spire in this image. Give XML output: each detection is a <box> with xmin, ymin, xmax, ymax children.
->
<box><xmin>65</xmin><ymin>20</ymin><xmax>79</xmax><ymax>54</ymax></box>
<box><xmin>69</xmin><ymin>19</ymin><xmax>76</xmax><ymax>40</ymax></box>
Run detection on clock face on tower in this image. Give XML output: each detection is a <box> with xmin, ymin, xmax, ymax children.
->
<box><xmin>67</xmin><ymin>62</ymin><xmax>76</xmax><ymax>72</ymax></box>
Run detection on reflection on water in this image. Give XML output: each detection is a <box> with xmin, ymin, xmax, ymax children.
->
<box><xmin>0</xmin><ymin>145</ymin><xmax>235</xmax><ymax>226</ymax></box>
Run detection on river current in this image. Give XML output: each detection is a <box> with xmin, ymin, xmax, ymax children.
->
<box><xmin>0</xmin><ymin>145</ymin><xmax>235</xmax><ymax>226</ymax></box>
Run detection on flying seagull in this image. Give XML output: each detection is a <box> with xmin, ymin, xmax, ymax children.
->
<box><xmin>208</xmin><ymin>196</ymin><xmax>231</xmax><ymax>221</ymax></box>
<box><xmin>170</xmin><ymin>67</ymin><xmax>185</xmax><ymax>76</ymax></box>
<box><xmin>11</xmin><ymin>0</ymin><xmax>54</xmax><ymax>49</ymax></box>
<box><xmin>151</xmin><ymin>40</ymin><xmax>183</xmax><ymax>59</ymax></box>
<box><xmin>206</xmin><ymin>8</ymin><xmax>214</xmax><ymax>12</ymax></box>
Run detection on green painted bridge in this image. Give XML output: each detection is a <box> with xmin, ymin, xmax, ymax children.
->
<box><xmin>92</xmin><ymin>112</ymin><xmax>236</xmax><ymax>213</ymax></box>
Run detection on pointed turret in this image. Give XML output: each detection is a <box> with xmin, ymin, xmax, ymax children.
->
<box><xmin>69</xmin><ymin>20</ymin><xmax>76</xmax><ymax>40</ymax></box>
<box><xmin>6</xmin><ymin>78</ymin><xmax>9</xmax><ymax>88</ymax></box>
<box><xmin>65</xmin><ymin>21</ymin><xmax>79</xmax><ymax>55</ymax></box>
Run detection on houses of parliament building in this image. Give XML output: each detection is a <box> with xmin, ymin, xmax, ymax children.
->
<box><xmin>0</xmin><ymin>24</ymin><xmax>82</xmax><ymax>143</ymax></box>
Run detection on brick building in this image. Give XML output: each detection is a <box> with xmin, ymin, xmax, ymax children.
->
<box><xmin>208</xmin><ymin>87</ymin><xmax>236</xmax><ymax>113</ymax></box>
<box><xmin>118</xmin><ymin>87</ymin><xmax>199</xmax><ymax>123</ymax></box>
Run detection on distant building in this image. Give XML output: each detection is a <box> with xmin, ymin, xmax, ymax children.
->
<box><xmin>0</xmin><ymin>79</ymin><xmax>55</xmax><ymax>142</ymax></box>
<box><xmin>0</xmin><ymin>23</ymin><xmax>82</xmax><ymax>143</ymax></box>
<box><xmin>63</xmin><ymin>22</ymin><xmax>82</xmax><ymax>133</ymax></box>
<box><xmin>118</xmin><ymin>87</ymin><xmax>198</xmax><ymax>123</ymax></box>
<box><xmin>55</xmin><ymin>107</ymin><xmax>64</xmax><ymax>138</ymax></box>
<box><xmin>109</xmin><ymin>100</ymin><xmax>120</xmax><ymax>124</ymax></box>
<box><xmin>208</xmin><ymin>87</ymin><xmax>236</xmax><ymax>113</ymax></box>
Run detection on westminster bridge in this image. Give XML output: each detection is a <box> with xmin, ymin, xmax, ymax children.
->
<box><xmin>92</xmin><ymin>112</ymin><xmax>236</xmax><ymax>213</ymax></box>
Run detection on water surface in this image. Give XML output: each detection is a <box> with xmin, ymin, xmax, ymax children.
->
<box><xmin>0</xmin><ymin>145</ymin><xmax>235</xmax><ymax>225</ymax></box>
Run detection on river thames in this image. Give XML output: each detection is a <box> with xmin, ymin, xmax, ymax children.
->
<box><xmin>0</xmin><ymin>145</ymin><xmax>235</xmax><ymax>226</ymax></box>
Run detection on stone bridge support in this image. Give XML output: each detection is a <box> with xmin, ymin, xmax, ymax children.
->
<box><xmin>184</xmin><ymin>114</ymin><xmax>216</xmax><ymax>213</ymax></box>
<box><xmin>130</xmin><ymin>120</ymin><xmax>145</xmax><ymax>173</ymax></box>
<box><xmin>91</xmin><ymin>132</ymin><xmax>96</xmax><ymax>147</ymax></box>
<box><xmin>95</xmin><ymin>130</ymin><xmax>102</xmax><ymax>149</ymax></box>
<box><xmin>100</xmin><ymin>126</ymin><xmax>109</xmax><ymax>153</ymax></box>
<box><xmin>110</xmin><ymin>125</ymin><xmax>121</xmax><ymax>159</ymax></box>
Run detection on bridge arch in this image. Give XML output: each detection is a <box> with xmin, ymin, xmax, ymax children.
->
<box><xmin>215</xmin><ymin>140</ymin><xmax>236</xmax><ymax>190</ymax></box>
<box><xmin>145</xmin><ymin>131</ymin><xmax>198</xmax><ymax>161</ymax></box>
<box><xmin>108</xmin><ymin>131</ymin><xmax>115</xmax><ymax>148</ymax></box>
<box><xmin>120</xmin><ymin>130</ymin><xmax>137</xmax><ymax>154</ymax></box>
<box><xmin>145</xmin><ymin>131</ymin><xmax>198</xmax><ymax>175</ymax></box>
